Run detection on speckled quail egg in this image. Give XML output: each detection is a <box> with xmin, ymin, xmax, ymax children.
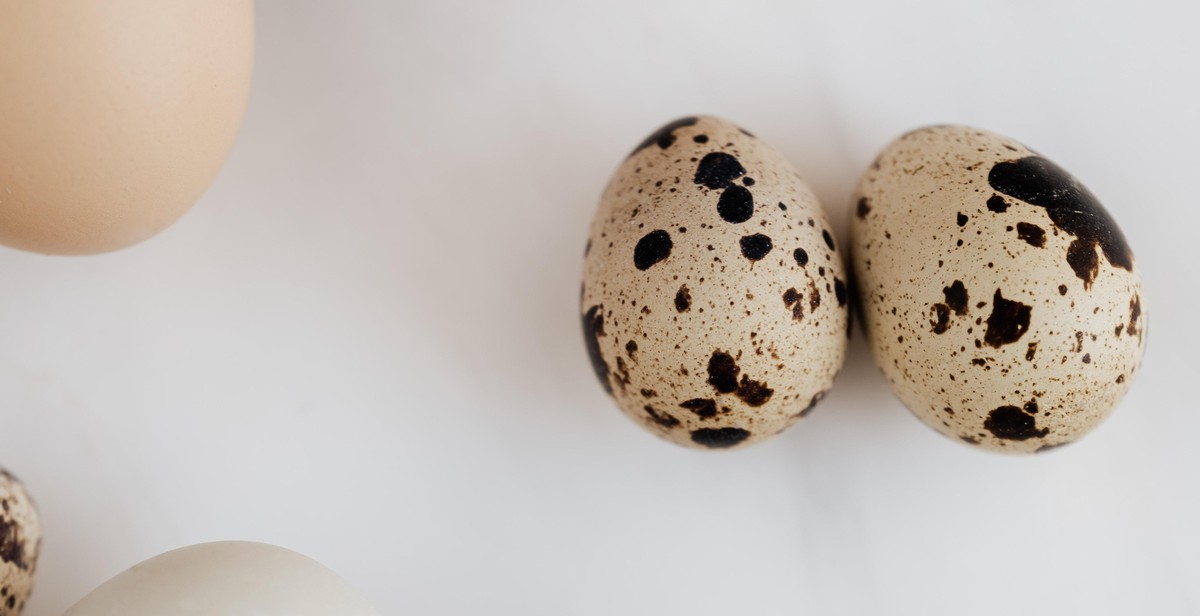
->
<box><xmin>63</xmin><ymin>541</ymin><xmax>379</xmax><ymax>615</ymax></box>
<box><xmin>851</xmin><ymin>125</ymin><xmax>1146</xmax><ymax>453</ymax></box>
<box><xmin>581</xmin><ymin>116</ymin><xmax>849</xmax><ymax>449</ymax></box>
<box><xmin>0</xmin><ymin>468</ymin><xmax>40</xmax><ymax>616</ymax></box>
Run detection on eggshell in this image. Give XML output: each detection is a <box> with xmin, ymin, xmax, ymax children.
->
<box><xmin>851</xmin><ymin>125</ymin><xmax>1146</xmax><ymax>453</ymax></box>
<box><xmin>63</xmin><ymin>541</ymin><xmax>379</xmax><ymax>616</ymax></box>
<box><xmin>0</xmin><ymin>0</ymin><xmax>254</xmax><ymax>254</ymax></box>
<box><xmin>0</xmin><ymin>468</ymin><xmax>40</xmax><ymax>616</ymax></box>
<box><xmin>581</xmin><ymin>116</ymin><xmax>849</xmax><ymax>450</ymax></box>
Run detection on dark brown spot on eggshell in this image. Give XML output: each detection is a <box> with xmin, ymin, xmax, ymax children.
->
<box><xmin>633</xmin><ymin>230</ymin><xmax>672</xmax><ymax>270</ymax></box>
<box><xmin>943</xmin><ymin>280</ymin><xmax>968</xmax><ymax>315</ymax></box>
<box><xmin>989</xmin><ymin>156</ymin><xmax>1133</xmax><ymax>288</ymax></box>
<box><xmin>796</xmin><ymin>391</ymin><xmax>826</xmax><ymax>418</ymax></box>
<box><xmin>984</xmin><ymin>404</ymin><xmax>1049</xmax><ymax>441</ymax></box>
<box><xmin>740</xmin><ymin>234</ymin><xmax>773</xmax><ymax>261</ymax></box>
<box><xmin>1016</xmin><ymin>222</ymin><xmax>1046</xmax><ymax>247</ymax></box>
<box><xmin>614</xmin><ymin>356</ymin><xmax>631</xmax><ymax>392</ymax></box>
<box><xmin>783</xmin><ymin>288</ymin><xmax>804</xmax><ymax>321</ymax></box>
<box><xmin>643</xmin><ymin>405</ymin><xmax>680</xmax><ymax>428</ymax></box>
<box><xmin>1127</xmin><ymin>295</ymin><xmax>1142</xmax><ymax>337</ymax></box>
<box><xmin>822</xmin><ymin>230</ymin><xmax>836</xmax><ymax>251</ymax></box>
<box><xmin>735</xmin><ymin>376</ymin><xmax>774</xmax><ymax>407</ymax></box>
<box><xmin>717</xmin><ymin>185</ymin><xmax>755</xmax><ymax>223</ymax></box>
<box><xmin>630</xmin><ymin>117</ymin><xmax>698</xmax><ymax>157</ymax></box>
<box><xmin>931</xmin><ymin>304</ymin><xmax>951</xmax><ymax>334</ymax></box>
<box><xmin>707</xmin><ymin>350</ymin><xmax>740</xmax><ymax>394</ymax></box>
<box><xmin>984</xmin><ymin>290</ymin><xmax>1031</xmax><ymax>347</ymax></box>
<box><xmin>0</xmin><ymin>519</ymin><xmax>28</xmax><ymax>571</ymax></box>
<box><xmin>694</xmin><ymin>152</ymin><xmax>746</xmax><ymax>189</ymax></box>
<box><xmin>675</xmin><ymin>285</ymin><xmax>692</xmax><ymax>312</ymax></box>
<box><xmin>680</xmin><ymin>398</ymin><xmax>718</xmax><ymax>419</ymax></box>
<box><xmin>690</xmin><ymin>427</ymin><xmax>752</xmax><ymax>448</ymax></box>
<box><xmin>834</xmin><ymin>278</ymin><xmax>847</xmax><ymax>307</ymax></box>
<box><xmin>582</xmin><ymin>305</ymin><xmax>612</xmax><ymax>394</ymax></box>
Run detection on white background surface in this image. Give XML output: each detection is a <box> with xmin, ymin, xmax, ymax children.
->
<box><xmin>2</xmin><ymin>1</ymin><xmax>1199</xmax><ymax>614</ymax></box>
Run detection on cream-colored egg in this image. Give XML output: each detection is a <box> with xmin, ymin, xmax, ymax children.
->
<box><xmin>63</xmin><ymin>541</ymin><xmax>379</xmax><ymax>615</ymax></box>
<box><xmin>0</xmin><ymin>0</ymin><xmax>254</xmax><ymax>254</ymax></box>
<box><xmin>0</xmin><ymin>468</ymin><xmax>40</xmax><ymax>616</ymax></box>
<box><xmin>581</xmin><ymin>116</ymin><xmax>849</xmax><ymax>449</ymax></box>
<box><xmin>851</xmin><ymin>125</ymin><xmax>1146</xmax><ymax>453</ymax></box>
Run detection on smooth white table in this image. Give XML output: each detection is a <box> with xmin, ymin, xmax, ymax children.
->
<box><xmin>3</xmin><ymin>1</ymin><xmax>1196</xmax><ymax>614</ymax></box>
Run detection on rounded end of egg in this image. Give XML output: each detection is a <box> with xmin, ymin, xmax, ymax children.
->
<box><xmin>0</xmin><ymin>0</ymin><xmax>256</xmax><ymax>255</ymax></box>
<box><xmin>63</xmin><ymin>541</ymin><xmax>380</xmax><ymax>616</ymax></box>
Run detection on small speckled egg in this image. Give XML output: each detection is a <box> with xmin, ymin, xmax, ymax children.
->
<box><xmin>851</xmin><ymin>125</ymin><xmax>1146</xmax><ymax>453</ymax></box>
<box><xmin>0</xmin><ymin>468</ymin><xmax>40</xmax><ymax>616</ymax></box>
<box><xmin>581</xmin><ymin>116</ymin><xmax>849</xmax><ymax>450</ymax></box>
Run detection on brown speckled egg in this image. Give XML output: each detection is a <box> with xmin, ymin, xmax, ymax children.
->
<box><xmin>580</xmin><ymin>116</ymin><xmax>849</xmax><ymax>450</ymax></box>
<box><xmin>851</xmin><ymin>125</ymin><xmax>1146</xmax><ymax>453</ymax></box>
<box><xmin>0</xmin><ymin>468</ymin><xmax>40</xmax><ymax>615</ymax></box>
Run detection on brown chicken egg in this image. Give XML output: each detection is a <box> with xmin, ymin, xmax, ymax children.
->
<box><xmin>0</xmin><ymin>0</ymin><xmax>255</xmax><ymax>254</ymax></box>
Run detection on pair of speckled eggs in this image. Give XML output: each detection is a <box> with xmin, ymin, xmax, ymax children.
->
<box><xmin>580</xmin><ymin>117</ymin><xmax>1146</xmax><ymax>453</ymax></box>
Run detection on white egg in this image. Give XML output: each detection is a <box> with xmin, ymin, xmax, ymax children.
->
<box><xmin>63</xmin><ymin>541</ymin><xmax>379</xmax><ymax>616</ymax></box>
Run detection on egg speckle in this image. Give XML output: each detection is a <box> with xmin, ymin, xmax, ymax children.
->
<box><xmin>581</xmin><ymin>116</ymin><xmax>848</xmax><ymax>449</ymax></box>
<box><xmin>0</xmin><ymin>469</ymin><xmax>40</xmax><ymax>616</ymax></box>
<box><xmin>851</xmin><ymin>125</ymin><xmax>1146</xmax><ymax>453</ymax></box>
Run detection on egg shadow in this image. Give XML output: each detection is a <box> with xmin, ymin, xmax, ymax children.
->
<box><xmin>771</xmin><ymin>115</ymin><xmax>905</xmax><ymax>420</ymax></box>
<box><xmin>752</xmin><ymin>114</ymin><xmax>916</xmax><ymax>471</ymax></box>
<box><xmin>376</xmin><ymin>116</ymin><xmax>618</xmax><ymax>430</ymax></box>
<box><xmin>495</xmin><ymin>139</ymin><xmax>616</xmax><ymax>418</ymax></box>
